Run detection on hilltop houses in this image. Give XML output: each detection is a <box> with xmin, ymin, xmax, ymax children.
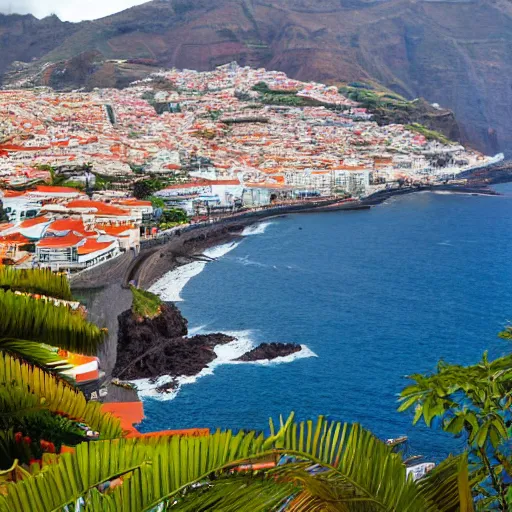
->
<box><xmin>0</xmin><ymin>64</ymin><xmax>502</xmax><ymax>269</ymax></box>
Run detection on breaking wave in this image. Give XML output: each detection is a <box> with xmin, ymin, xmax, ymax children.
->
<box><xmin>149</xmin><ymin>241</ymin><xmax>241</xmax><ymax>302</ymax></box>
<box><xmin>242</xmin><ymin>221</ymin><xmax>274</xmax><ymax>236</ymax></box>
<box><xmin>130</xmin><ymin>329</ymin><xmax>316</xmax><ymax>402</ymax></box>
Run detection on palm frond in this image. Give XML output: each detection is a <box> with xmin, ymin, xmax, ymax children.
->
<box><xmin>0</xmin><ymin>290</ymin><xmax>105</xmax><ymax>355</ymax></box>
<box><xmin>0</xmin><ymin>415</ymin><xmax>475</xmax><ymax>512</ymax></box>
<box><xmin>167</xmin><ymin>475</ymin><xmax>297</xmax><ymax>512</ymax></box>
<box><xmin>0</xmin><ymin>353</ymin><xmax>122</xmax><ymax>439</ymax></box>
<box><xmin>0</xmin><ymin>267</ymin><xmax>73</xmax><ymax>300</ymax></box>
<box><xmin>0</xmin><ymin>383</ymin><xmax>45</xmax><ymax>427</ymax></box>
<box><xmin>274</xmin><ymin>415</ymin><xmax>431</xmax><ymax>511</ymax></box>
<box><xmin>0</xmin><ymin>340</ymin><xmax>66</xmax><ymax>371</ymax></box>
<box><xmin>418</xmin><ymin>454</ymin><xmax>475</xmax><ymax>512</ymax></box>
<box><xmin>0</xmin><ymin>431</ymin><xmax>267</xmax><ymax>512</ymax></box>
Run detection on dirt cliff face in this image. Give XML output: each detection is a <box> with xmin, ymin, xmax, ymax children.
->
<box><xmin>2</xmin><ymin>0</ymin><xmax>511</xmax><ymax>155</ymax></box>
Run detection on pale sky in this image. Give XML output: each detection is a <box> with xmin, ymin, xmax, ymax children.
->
<box><xmin>0</xmin><ymin>0</ymin><xmax>150</xmax><ymax>21</ymax></box>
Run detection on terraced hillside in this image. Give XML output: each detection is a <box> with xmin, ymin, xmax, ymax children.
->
<box><xmin>1</xmin><ymin>0</ymin><xmax>511</xmax><ymax>155</ymax></box>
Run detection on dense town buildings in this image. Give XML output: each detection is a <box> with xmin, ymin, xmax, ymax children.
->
<box><xmin>0</xmin><ymin>63</ymin><xmax>502</xmax><ymax>269</ymax></box>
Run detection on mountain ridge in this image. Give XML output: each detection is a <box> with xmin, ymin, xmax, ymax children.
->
<box><xmin>1</xmin><ymin>0</ymin><xmax>511</xmax><ymax>155</ymax></box>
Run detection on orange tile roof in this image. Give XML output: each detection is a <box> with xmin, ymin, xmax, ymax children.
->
<box><xmin>34</xmin><ymin>186</ymin><xmax>82</xmax><ymax>194</ymax></box>
<box><xmin>0</xmin><ymin>233</ymin><xmax>30</xmax><ymax>244</ymax></box>
<box><xmin>75</xmin><ymin>369</ymin><xmax>100</xmax><ymax>383</ymax></box>
<box><xmin>2</xmin><ymin>190</ymin><xmax>25</xmax><ymax>198</ymax></box>
<box><xmin>47</xmin><ymin>218</ymin><xmax>95</xmax><ymax>236</ymax></box>
<box><xmin>19</xmin><ymin>216</ymin><xmax>51</xmax><ymax>228</ymax></box>
<box><xmin>66</xmin><ymin>200</ymin><xmax>130</xmax><ymax>216</ymax></box>
<box><xmin>37</xmin><ymin>233</ymin><xmax>83</xmax><ymax>248</ymax></box>
<box><xmin>77</xmin><ymin>238</ymin><xmax>114</xmax><ymax>255</ymax></box>
<box><xmin>97</xmin><ymin>225</ymin><xmax>134</xmax><ymax>236</ymax></box>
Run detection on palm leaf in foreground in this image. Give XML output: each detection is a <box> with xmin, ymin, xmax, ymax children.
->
<box><xmin>0</xmin><ymin>290</ymin><xmax>105</xmax><ymax>356</ymax></box>
<box><xmin>0</xmin><ymin>267</ymin><xmax>73</xmax><ymax>301</ymax></box>
<box><xmin>0</xmin><ymin>415</ymin><xmax>473</xmax><ymax>512</ymax></box>
<box><xmin>0</xmin><ymin>353</ymin><xmax>122</xmax><ymax>439</ymax></box>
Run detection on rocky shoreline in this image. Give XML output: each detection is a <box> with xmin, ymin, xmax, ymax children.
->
<box><xmin>235</xmin><ymin>343</ymin><xmax>302</xmax><ymax>362</ymax></box>
<box><xmin>111</xmin><ymin>302</ymin><xmax>302</xmax><ymax>394</ymax></box>
<box><xmin>73</xmin><ymin>179</ymin><xmax>511</xmax><ymax>400</ymax></box>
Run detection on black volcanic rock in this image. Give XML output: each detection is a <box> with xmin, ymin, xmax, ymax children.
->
<box><xmin>236</xmin><ymin>343</ymin><xmax>301</xmax><ymax>362</ymax></box>
<box><xmin>113</xmin><ymin>303</ymin><xmax>235</xmax><ymax>381</ymax></box>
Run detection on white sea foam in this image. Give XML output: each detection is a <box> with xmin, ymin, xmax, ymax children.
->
<box><xmin>242</xmin><ymin>221</ymin><xmax>274</xmax><ymax>236</ymax></box>
<box><xmin>203</xmin><ymin>241</ymin><xmax>241</xmax><ymax>259</ymax></box>
<box><xmin>231</xmin><ymin>255</ymin><xmax>269</xmax><ymax>268</ymax></box>
<box><xmin>129</xmin><ymin>329</ymin><xmax>316</xmax><ymax>401</ymax></box>
<box><xmin>431</xmin><ymin>190</ymin><xmax>462</xmax><ymax>196</ymax></box>
<box><xmin>149</xmin><ymin>241</ymin><xmax>241</xmax><ymax>302</ymax></box>
<box><xmin>149</xmin><ymin>261</ymin><xmax>207</xmax><ymax>302</ymax></box>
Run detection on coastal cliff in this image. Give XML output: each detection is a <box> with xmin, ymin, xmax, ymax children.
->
<box><xmin>113</xmin><ymin>302</ymin><xmax>234</xmax><ymax>380</ymax></box>
<box><xmin>112</xmin><ymin>297</ymin><xmax>302</xmax><ymax>390</ymax></box>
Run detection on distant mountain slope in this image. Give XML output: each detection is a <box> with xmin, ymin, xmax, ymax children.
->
<box><xmin>1</xmin><ymin>0</ymin><xmax>511</xmax><ymax>155</ymax></box>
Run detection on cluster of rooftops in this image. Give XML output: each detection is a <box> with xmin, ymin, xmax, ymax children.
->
<box><xmin>0</xmin><ymin>185</ymin><xmax>153</xmax><ymax>269</ymax></box>
<box><xmin>0</xmin><ymin>63</ymin><xmax>502</xmax><ymax>269</ymax></box>
<box><xmin>0</xmin><ymin>63</ymin><xmax>494</xmax><ymax>193</ymax></box>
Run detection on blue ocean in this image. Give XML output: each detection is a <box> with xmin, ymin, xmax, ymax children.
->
<box><xmin>140</xmin><ymin>184</ymin><xmax>512</xmax><ymax>461</ymax></box>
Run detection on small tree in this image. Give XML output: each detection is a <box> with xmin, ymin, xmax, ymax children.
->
<box><xmin>399</xmin><ymin>326</ymin><xmax>512</xmax><ymax>510</ymax></box>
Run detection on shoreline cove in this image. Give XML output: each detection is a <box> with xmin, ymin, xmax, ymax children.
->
<box><xmin>135</xmin><ymin>186</ymin><xmax>512</xmax><ymax>459</ymax></box>
<box><xmin>148</xmin><ymin>221</ymin><xmax>275</xmax><ymax>302</ymax></box>
<box><xmin>139</xmin><ymin>220</ymin><xmax>316</xmax><ymax>401</ymax></box>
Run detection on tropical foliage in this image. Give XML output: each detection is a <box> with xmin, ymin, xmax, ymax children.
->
<box><xmin>0</xmin><ymin>290</ymin><xmax>105</xmax><ymax>359</ymax></box>
<box><xmin>130</xmin><ymin>286</ymin><xmax>162</xmax><ymax>320</ymax></box>
<box><xmin>0</xmin><ymin>414</ymin><xmax>473</xmax><ymax>512</ymax></box>
<box><xmin>399</xmin><ymin>326</ymin><xmax>512</xmax><ymax>511</ymax></box>
<box><xmin>0</xmin><ymin>269</ymin><xmax>120</xmax><ymax>472</ymax></box>
<box><xmin>0</xmin><ymin>267</ymin><xmax>73</xmax><ymax>300</ymax></box>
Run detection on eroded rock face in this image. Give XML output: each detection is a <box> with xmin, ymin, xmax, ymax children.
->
<box><xmin>113</xmin><ymin>303</ymin><xmax>302</xmax><ymax>383</ymax></box>
<box><xmin>113</xmin><ymin>303</ymin><xmax>235</xmax><ymax>380</ymax></box>
<box><xmin>236</xmin><ymin>343</ymin><xmax>302</xmax><ymax>362</ymax></box>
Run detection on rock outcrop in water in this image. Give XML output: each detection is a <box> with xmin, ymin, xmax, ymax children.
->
<box><xmin>113</xmin><ymin>302</ymin><xmax>301</xmax><ymax>384</ymax></box>
<box><xmin>235</xmin><ymin>343</ymin><xmax>302</xmax><ymax>362</ymax></box>
<box><xmin>113</xmin><ymin>303</ymin><xmax>234</xmax><ymax>380</ymax></box>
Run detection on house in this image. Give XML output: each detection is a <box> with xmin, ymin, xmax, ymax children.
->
<box><xmin>0</xmin><ymin>232</ymin><xmax>31</xmax><ymax>264</ymax></box>
<box><xmin>36</xmin><ymin>232</ymin><xmax>120</xmax><ymax>270</ymax></box>
<box><xmin>113</xmin><ymin>199</ymin><xmax>154</xmax><ymax>221</ymax></box>
<box><xmin>0</xmin><ymin>190</ymin><xmax>43</xmax><ymax>223</ymax></box>
<box><xmin>25</xmin><ymin>185</ymin><xmax>86</xmax><ymax>201</ymax></box>
<box><xmin>333</xmin><ymin>168</ymin><xmax>372</xmax><ymax>196</ymax></box>
<box><xmin>156</xmin><ymin>179</ymin><xmax>242</xmax><ymax>207</ymax></box>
